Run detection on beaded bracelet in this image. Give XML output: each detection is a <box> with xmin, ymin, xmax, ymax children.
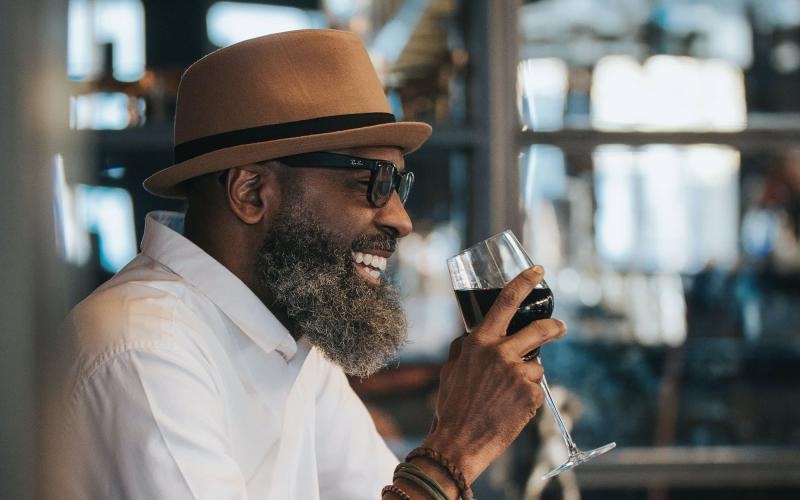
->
<box><xmin>406</xmin><ymin>447</ymin><xmax>475</xmax><ymax>500</ymax></box>
<box><xmin>382</xmin><ymin>484</ymin><xmax>412</xmax><ymax>500</ymax></box>
<box><xmin>394</xmin><ymin>462</ymin><xmax>448</xmax><ymax>500</ymax></box>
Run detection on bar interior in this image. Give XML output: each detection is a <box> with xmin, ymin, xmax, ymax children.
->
<box><xmin>1</xmin><ymin>1</ymin><xmax>799</xmax><ymax>499</ymax></box>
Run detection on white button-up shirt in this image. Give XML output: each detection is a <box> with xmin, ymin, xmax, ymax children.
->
<box><xmin>61</xmin><ymin>211</ymin><xmax>398</xmax><ymax>499</ymax></box>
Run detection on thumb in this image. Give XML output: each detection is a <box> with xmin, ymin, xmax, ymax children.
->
<box><xmin>429</xmin><ymin>415</ymin><xmax>439</xmax><ymax>434</ymax></box>
<box><xmin>447</xmin><ymin>335</ymin><xmax>465</xmax><ymax>361</ymax></box>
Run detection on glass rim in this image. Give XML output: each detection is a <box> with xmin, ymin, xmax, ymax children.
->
<box><xmin>447</xmin><ymin>229</ymin><xmax>518</xmax><ymax>262</ymax></box>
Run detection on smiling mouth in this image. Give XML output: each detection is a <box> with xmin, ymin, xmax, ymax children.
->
<box><xmin>351</xmin><ymin>251</ymin><xmax>388</xmax><ymax>284</ymax></box>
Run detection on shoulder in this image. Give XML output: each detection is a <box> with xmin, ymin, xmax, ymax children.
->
<box><xmin>63</xmin><ymin>258</ymin><xmax>220</xmax><ymax>385</ymax></box>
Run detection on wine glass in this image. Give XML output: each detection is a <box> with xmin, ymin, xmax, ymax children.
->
<box><xmin>447</xmin><ymin>230</ymin><xmax>616</xmax><ymax>479</ymax></box>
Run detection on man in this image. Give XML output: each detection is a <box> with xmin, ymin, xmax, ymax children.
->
<box><xmin>61</xmin><ymin>30</ymin><xmax>566</xmax><ymax>499</ymax></box>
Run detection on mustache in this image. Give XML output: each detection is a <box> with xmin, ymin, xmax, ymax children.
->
<box><xmin>351</xmin><ymin>233</ymin><xmax>397</xmax><ymax>253</ymax></box>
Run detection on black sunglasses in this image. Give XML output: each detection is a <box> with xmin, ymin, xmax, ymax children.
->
<box><xmin>275</xmin><ymin>152</ymin><xmax>414</xmax><ymax>208</ymax></box>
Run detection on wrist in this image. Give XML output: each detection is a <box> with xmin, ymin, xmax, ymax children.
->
<box><xmin>419</xmin><ymin>435</ymin><xmax>477</xmax><ymax>486</ymax></box>
<box><xmin>404</xmin><ymin>457</ymin><xmax>459</xmax><ymax>500</ymax></box>
<box><xmin>407</xmin><ymin>445</ymin><xmax>475</xmax><ymax>499</ymax></box>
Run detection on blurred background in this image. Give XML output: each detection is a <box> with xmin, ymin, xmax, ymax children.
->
<box><xmin>2</xmin><ymin>0</ymin><xmax>800</xmax><ymax>499</ymax></box>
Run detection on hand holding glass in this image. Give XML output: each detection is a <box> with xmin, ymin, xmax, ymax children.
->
<box><xmin>447</xmin><ymin>230</ymin><xmax>615</xmax><ymax>479</ymax></box>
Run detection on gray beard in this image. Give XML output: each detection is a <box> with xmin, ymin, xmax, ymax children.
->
<box><xmin>255</xmin><ymin>205</ymin><xmax>407</xmax><ymax>377</ymax></box>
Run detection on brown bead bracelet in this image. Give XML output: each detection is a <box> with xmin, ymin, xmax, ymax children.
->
<box><xmin>382</xmin><ymin>484</ymin><xmax>412</xmax><ymax>500</ymax></box>
<box><xmin>406</xmin><ymin>447</ymin><xmax>475</xmax><ymax>500</ymax></box>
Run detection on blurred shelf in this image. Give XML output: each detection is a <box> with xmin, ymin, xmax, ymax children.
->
<box><xmin>71</xmin><ymin>112</ymin><xmax>800</xmax><ymax>154</ymax></box>
<box><xmin>425</xmin><ymin>126</ymin><xmax>482</xmax><ymax>149</ymax></box>
<box><xmin>575</xmin><ymin>446</ymin><xmax>800</xmax><ymax>489</ymax></box>
<box><xmin>72</xmin><ymin>125</ymin><xmax>173</xmax><ymax>152</ymax></box>
<box><xmin>521</xmin><ymin>113</ymin><xmax>800</xmax><ymax>153</ymax></box>
<box><xmin>553</xmin><ymin>335</ymin><xmax>800</xmax><ymax>351</ymax></box>
<box><xmin>71</xmin><ymin>124</ymin><xmax>480</xmax><ymax>152</ymax></box>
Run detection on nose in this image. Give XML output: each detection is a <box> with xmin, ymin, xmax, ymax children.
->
<box><xmin>375</xmin><ymin>191</ymin><xmax>413</xmax><ymax>238</ymax></box>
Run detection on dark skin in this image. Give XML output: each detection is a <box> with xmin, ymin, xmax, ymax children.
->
<box><xmin>183</xmin><ymin>146</ymin><xmax>567</xmax><ymax>499</ymax></box>
<box><xmin>183</xmin><ymin>146</ymin><xmax>410</xmax><ymax>334</ymax></box>
<box><xmin>184</xmin><ymin>158</ymin><xmax>290</xmax><ymax>330</ymax></box>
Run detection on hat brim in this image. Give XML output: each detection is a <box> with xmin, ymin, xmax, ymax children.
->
<box><xmin>144</xmin><ymin>121</ymin><xmax>433</xmax><ymax>198</ymax></box>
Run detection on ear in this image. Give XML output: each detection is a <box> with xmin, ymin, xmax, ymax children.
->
<box><xmin>225</xmin><ymin>164</ymin><xmax>280</xmax><ymax>225</ymax></box>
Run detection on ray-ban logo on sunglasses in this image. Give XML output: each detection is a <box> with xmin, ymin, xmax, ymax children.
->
<box><xmin>350</xmin><ymin>159</ymin><xmax>365</xmax><ymax>166</ymax></box>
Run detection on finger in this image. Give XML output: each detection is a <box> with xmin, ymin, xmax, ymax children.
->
<box><xmin>477</xmin><ymin>266</ymin><xmax>544</xmax><ymax>337</ymax></box>
<box><xmin>529</xmin><ymin>385</ymin><xmax>545</xmax><ymax>417</ymax></box>
<box><xmin>515</xmin><ymin>359</ymin><xmax>544</xmax><ymax>385</ymax></box>
<box><xmin>504</xmin><ymin>318</ymin><xmax>566</xmax><ymax>357</ymax></box>
<box><xmin>447</xmin><ymin>335</ymin><xmax>465</xmax><ymax>360</ymax></box>
<box><xmin>439</xmin><ymin>336</ymin><xmax>463</xmax><ymax>384</ymax></box>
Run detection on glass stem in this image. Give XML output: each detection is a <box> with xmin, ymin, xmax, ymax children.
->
<box><xmin>537</xmin><ymin>356</ymin><xmax>580</xmax><ymax>456</ymax></box>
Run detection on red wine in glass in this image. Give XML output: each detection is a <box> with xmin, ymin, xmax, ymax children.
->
<box><xmin>454</xmin><ymin>287</ymin><xmax>554</xmax><ymax>359</ymax></box>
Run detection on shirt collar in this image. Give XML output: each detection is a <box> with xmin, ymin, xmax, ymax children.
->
<box><xmin>140</xmin><ymin>211</ymin><xmax>298</xmax><ymax>360</ymax></box>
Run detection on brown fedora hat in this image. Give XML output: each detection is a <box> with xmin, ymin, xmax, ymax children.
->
<box><xmin>144</xmin><ymin>29</ymin><xmax>432</xmax><ymax>198</ymax></box>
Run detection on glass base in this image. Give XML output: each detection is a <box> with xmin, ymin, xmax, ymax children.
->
<box><xmin>541</xmin><ymin>442</ymin><xmax>616</xmax><ymax>480</ymax></box>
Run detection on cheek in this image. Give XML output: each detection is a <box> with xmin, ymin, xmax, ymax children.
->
<box><xmin>301</xmin><ymin>184</ymin><xmax>376</xmax><ymax>242</ymax></box>
<box><xmin>318</xmin><ymin>206</ymin><xmax>375</xmax><ymax>242</ymax></box>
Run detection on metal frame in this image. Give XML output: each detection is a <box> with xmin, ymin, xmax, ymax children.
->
<box><xmin>465</xmin><ymin>0</ymin><xmax>522</xmax><ymax>244</ymax></box>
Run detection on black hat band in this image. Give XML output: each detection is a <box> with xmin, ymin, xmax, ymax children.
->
<box><xmin>174</xmin><ymin>112</ymin><xmax>397</xmax><ymax>163</ymax></box>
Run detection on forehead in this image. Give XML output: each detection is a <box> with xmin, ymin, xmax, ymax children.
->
<box><xmin>330</xmin><ymin>146</ymin><xmax>406</xmax><ymax>171</ymax></box>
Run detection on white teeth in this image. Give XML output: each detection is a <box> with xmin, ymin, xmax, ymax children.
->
<box><xmin>368</xmin><ymin>269</ymin><xmax>381</xmax><ymax>279</ymax></box>
<box><xmin>352</xmin><ymin>252</ymin><xmax>389</xmax><ymax>273</ymax></box>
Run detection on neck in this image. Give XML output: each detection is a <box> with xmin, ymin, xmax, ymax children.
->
<box><xmin>183</xmin><ymin>212</ymin><xmax>252</xmax><ymax>286</ymax></box>
<box><xmin>184</xmin><ymin>209</ymin><xmax>301</xmax><ymax>339</ymax></box>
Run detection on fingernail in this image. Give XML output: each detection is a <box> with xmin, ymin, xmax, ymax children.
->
<box><xmin>532</xmin><ymin>265</ymin><xmax>544</xmax><ymax>274</ymax></box>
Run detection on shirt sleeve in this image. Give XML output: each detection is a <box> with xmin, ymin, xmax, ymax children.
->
<box><xmin>312</xmin><ymin>355</ymin><xmax>399</xmax><ymax>500</ymax></box>
<box><xmin>64</xmin><ymin>345</ymin><xmax>251</xmax><ymax>500</ymax></box>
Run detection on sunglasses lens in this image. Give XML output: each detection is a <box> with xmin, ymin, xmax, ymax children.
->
<box><xmin>371</xmin><ymin>164</ymin><xmax>395</xmax><ymax>206</ymax></box>
<box><xmin>398</xmin><ymin>171</ymin><xmax>414</xmax><ymax>204</ymax></box>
